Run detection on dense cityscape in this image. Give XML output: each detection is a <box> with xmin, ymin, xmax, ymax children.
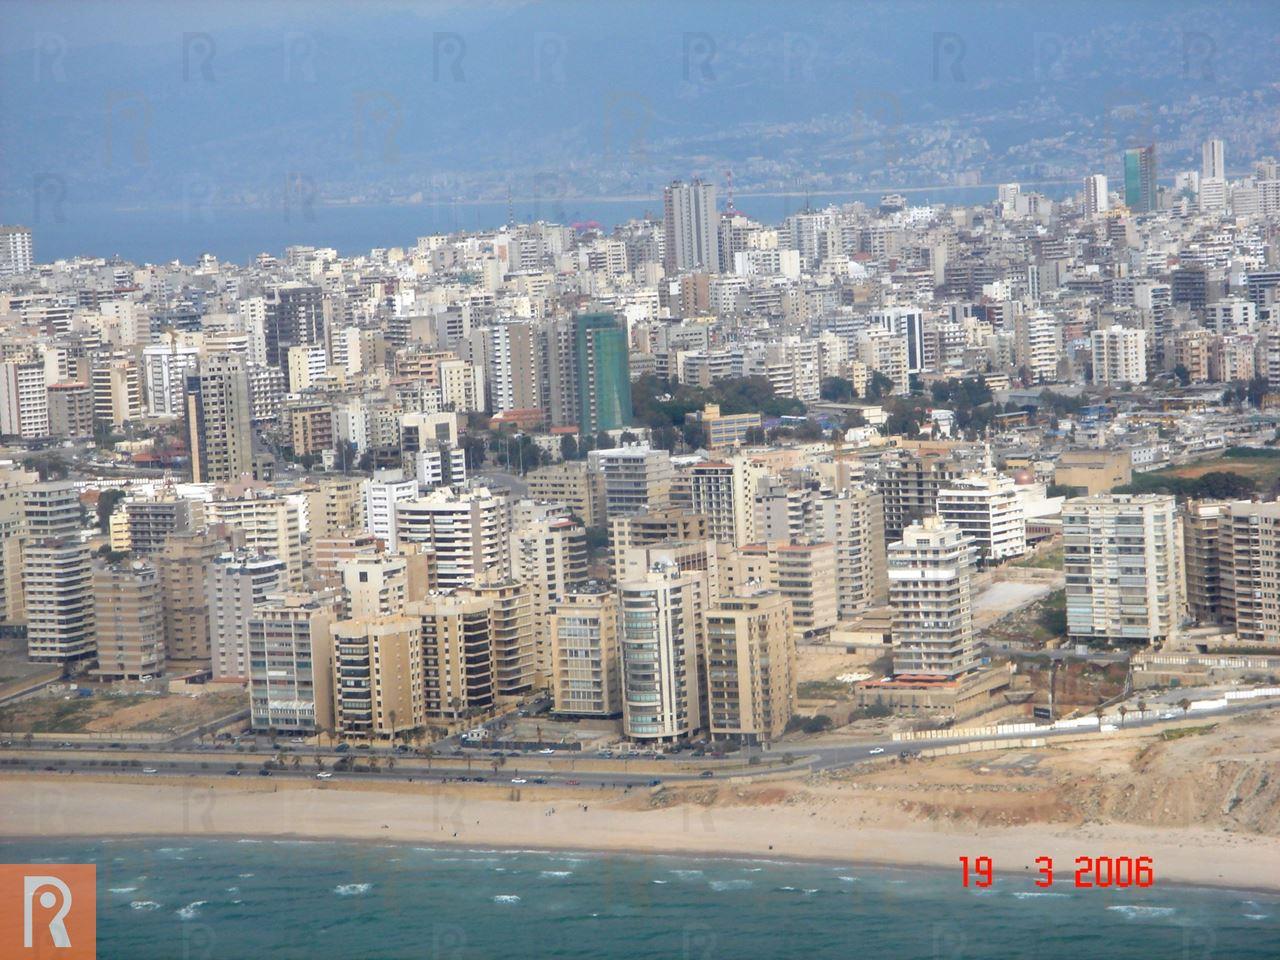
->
<box><xmin>4</xmin><ymin>118</ymin><xmax>1280</xmax><ymax>953</ymax></box>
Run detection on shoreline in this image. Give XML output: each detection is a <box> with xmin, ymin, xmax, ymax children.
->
<box><xmin>4</xmin><ymin>776</ymin><xmax>1277</xmax><ymax>896</ymax></box>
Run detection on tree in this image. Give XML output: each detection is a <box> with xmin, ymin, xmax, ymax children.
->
<box><xmin>1178</xmin><ymin>697</ymin><xmax>1192</xmax><ymax>718</ymax></box>
<box><xmin>1118</xmin><ymin>705</ymin><xmax>1128</xmax><ymax>728</ymax></box>
<box><xmin>864</xmin><ymin>371</ymin><xmax>895</xmax><ymax>402</ymax></box>
<box><xmin>1172</xmin><ymin>364</ymin><xmax>1191</xmax><ymax>386</ymax></box>
<box><xmin>820</xmin><ymin>376</ymin><xmax>856</xmax><ymax>402</ymax></box>
<box><xmin>559</xmin><ymin>434</ymin><xmax>578</xmax><ymax>461</ymax></box>
<box><xmin>96</xmin><ymin>488</ymin><xmax>127</xmax><ymax>532</ymax></box>
<box><xmin>460</xmin><ymin>434</ymin><xmax>487</xmax><ymax>470</ymax></box>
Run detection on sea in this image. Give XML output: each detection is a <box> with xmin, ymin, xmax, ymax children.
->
<box><xmin>3</xmin><ymin>838</ymin><xmax>1276</xmax><ymax>959</ymax></box>
<box><xmin>6</xmin><ymin>183</ymin><xmax>1078</xmax><ymax>267</ymax></box>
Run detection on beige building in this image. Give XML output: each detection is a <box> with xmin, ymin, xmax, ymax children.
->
<box><xmin>1220</xmin><ymin>500</ymin><xmax>1280</xmax><ymax>647</ymax></box>
<box><xmin>207</xmin><ymin>490</ymin><xmax>305</xmax><ymax>588</ymax></box>
<box><xmin>331</xmin><ymin>615</ymin><xmax>425</xmax><ymax>740</ymax></box>
<box><xmin>724</xmin><ymin>541</ymin><xmax>837</xmax><ymax>644</ymax></box>
<box><xmin>697</xmin><ymin>403</ymin><xmax>762</xmax><ymax>451</ymax></box>
<box><xmin>687</xmin><ymin>457</ymin><xmax>767</xmax><ymax>546</ymax></box>
<box><xmin>303</xmin><ymin>477</ymin><xmax>365</xmax><ymax>539</ymax></box>
<box><xmin>159</xmin><ymin>530</ymin><xmax>225</xmax><ymax>663</ymax></box>
<box><xmin>1183</xmin><ymin>501</ymin><xmax>1225</xmax><ymax>624</ymax></box>
<box><xmin>91</xmin><ymin>356</ymin><xmax>142</xmax><ymax>428</ymax></box>
<box><xmin>92</xmin><ymin>558</ymin><xmax>164</xmax><ymax>680</ymax></box>
<box><xmin>589</xmin><ymin>444</ymin><xmax>674</xmax><ymax>519</ymax></box>
<box><xmin>208</xmin><ymin>552</ymin><xmax>286</xmax><ymax>681</ymax></box>
<box><xmin>47</xmin><ymin>381</ymin><xmax>94</xmax><ymax>438</ymax></box>
<box><xmin>341</xmin><ymin>552</ymin><xmax>408</xmax><ymax>619</ymax></box>
<box><xmin>609</xmin><ymin>507</ymin><xmax>708</xmax><ymax>570</ymax></box>
<box><xmin>408</xmin><ymin>593</ymin><xmax>496</xmax><ymax>722</ymax></box>
<box><xmin>525</xmin><ymin>460</ymin><xmax>603</xmax><ymax>527</ymax></box>
<box><xmin>466</xmin><ymin>579</ymin><xmax>535</xmax><ymax>697</ymax></box>
<box><xmin>705</xmin><ymin>588</ymin><xmax>795</xmax><ymax>744</ymax></box>
<box><xmin>0</xmin><ymin>461</ymin><xmax>36</xmax><ymax>623</ymax></box>
<box><xmin>548</xmin><ymin>583</ymin><xmax>622</xmax><ymax>717</ymax></box>
<box><xmin>1054</xmin><ymin>449</ymin><xmax>1131</xmax><ymax>496</ymax></box>
<box><xmin>815</xmin><ymin>486</ymin><xmax>887</xmax><ymax>621</ymax></box>
<box><xmin>510</xmin><ymin>512</ymin><xmax>588</xmax><ymax>679</ymax></box>
<box><xmin>396</xmin><ymin>486</ymin><xmax>510</xmax><ymax>590</ymax></box>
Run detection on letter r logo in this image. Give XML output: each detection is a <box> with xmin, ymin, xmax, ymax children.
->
<box><xmin>1</xmin><ymin>864</ymin><xmax>95</xmax><ymax>958</ymax></box>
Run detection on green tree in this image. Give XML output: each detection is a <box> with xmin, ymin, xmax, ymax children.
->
<box><xmin>96</xmin><ymin>488</ymin><xmax>127</xmax><ymax>532</ymax></box>
<box><xmin>820</xmin><ymin>376</ymin><xmax>856</xmax><ymax>402</ymax></box>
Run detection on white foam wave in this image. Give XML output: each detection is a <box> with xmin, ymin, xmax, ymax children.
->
<box><xmin>709</xmin><ymin>879</ymin><xmax>753</xmax><ymax>891</ymax></box>
<box><xmin>334</xmin><ymin>883</ymin><xmax>372</xmax><ymax>896</ymax></box>
<box><xmin>1012</xmin><ymin>891</ymin><xmax>1069</xmax><ymax>899</ymax></box>
<box><xmin>669</xmin><ymin>869</ymin><xmax>704</xmax><ymax>879</ymax></box>
<box><xmin>493</xmin><ymin>895</ymin><xmax>521</xmax><ymax>904</ymax></box>
<box><xmin>109</xmin><ymin>886</ymin><xmax>137</xmax><ymax>894</ymax></box>
<box><xmin>176</xmin><ymin>901</ymin><xmax>207</xmax><ymax>920</ymax></box>
<box><xmin>1106</xmin><ymin>905</ymin><xmax>1176</xmax><ymax>919</ymax></box>
<box><xmin>130</xmin><ymin>901</ymin><xmax>162</xmax><ymax>911</ymax></box>
<box><xmin>540</xmin><ymin>870</ymin><xmax>573</xmax><ymax>878</ymax></box>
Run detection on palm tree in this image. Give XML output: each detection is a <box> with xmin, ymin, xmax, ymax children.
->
<box><xmin>1093</xmin><ymin>706</ymin><xmax>1104</xmax><ymax>727</ymax></box>
<box><xmin>1136</xmin><ymin>698</ymin><xmax>1147</xmax><ymax>718</ymax></box>
<box><xmin>1178</xmin><ymin>697</ymin><xmax>1192</xmax><ymax>719</ymax></box>
<box><xmin>1118</xmin><ymin>705</ymin><xmax>1128</xmax><ymax>728</ymax></box>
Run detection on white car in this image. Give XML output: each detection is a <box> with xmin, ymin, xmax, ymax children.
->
<box><xmin>142</xmin><ymin>767</ymin><xmax>158</xmax><ymax>774</ymax></box>
<box><xmin>511</xmin><ymin>778</ymin><xmax>528</xmax><ymax>784</ymax></box>
<box><xmin>538</xmin><ymin>748</ymin><xmax>555</xmax><ymax>754</ymax></box>
<box><xmin>867</xmin><ymin>748</ymin><xmax>885</xmax><ymax>756</ymax></box>
<box><xmin>315</xmin><ymin>772</ymin><xmax>333</xmax><ymax>780</ymax></box>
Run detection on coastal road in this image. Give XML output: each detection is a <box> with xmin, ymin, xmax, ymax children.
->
<box><xmin>5</xmin><ymin>696</ymin><xmax>1278</xmax><ymax>788</ymax></box>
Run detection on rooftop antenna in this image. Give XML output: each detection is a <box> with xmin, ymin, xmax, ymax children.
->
<box><xmin>506</xmin><ymin>186</ymin><xmax>515</xmax><ymax>228</ymax></box>
<box><xmin>724</xmin><ymin>168</ymin><xmax>736</xmax><ymax>214</ymax></box>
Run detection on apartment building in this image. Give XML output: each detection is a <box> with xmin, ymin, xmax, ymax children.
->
<box><xmin>548</xmin><ymin>583</ymin><xmax>622</xmax><ymax>717</ymax></box>
<box><xmin>705</xmin><ymin>588</ymin><xmax>795</xmax><ymax>744</ymax></box>
<box><xmin>888</xmin><ymin>517</ymin><xmax>978</xmax><ymax>678</ymax></box>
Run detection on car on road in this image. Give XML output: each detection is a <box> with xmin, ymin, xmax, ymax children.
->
<box><xmin>538</xmin><ymin>748</ymin><xmax>555</xmax><ymax>754</ymax></box>
<box><xmin>648</xmin><ymin>779</ymin><xmax>662</xmax><ymax>786</ymax></box>
<box><xmin>700</xmin><ymin>770</ymin><xmax>714</xmax><ymax>778</ymax></box>
<box><xmin>315</xmin><ymin>772</ymin><xmax>333</xmax><ymax>780</ymax></box>
<box><xmin>511</xmin><ymin>778</ymin><xmax>528</xmax><ymax>784</ymax></box>
<box><xmin>566</xmin><ymin>779</ymin><xmax>580</xmax><ymax>785</ymax></box>
<box><xmin>531</xmin><ymin>777</ymin><xmax>547</xmax><ymax>784</ymax></box>
<box><xmin>335</xmin><ymin>743</ymin><xmax>350</xmax><ymax>753</ymax></box>
<box><xmin>868</xmin><ymin>747</ymin><xmax>885</xmax><ymax>755</ymax></box>
<box><xmin>1159</xmin><ymin>711</ymin><xmax>1177</xmax><ymax>720</ymax></box>
<box><xmin>142</xmin><ymin>767</ymin><xmax>158</xmax><ymax>774</ymax></box>
<box><xmin>258</xmin><ymin>769</ymin><xmax>272</xmax><ymax>777</ymax></box>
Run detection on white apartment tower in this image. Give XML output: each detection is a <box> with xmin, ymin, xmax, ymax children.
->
<box><xmin>888</xmin><ymin>517</ymin><xmax>978</xmax><ymax>678</ymax></box>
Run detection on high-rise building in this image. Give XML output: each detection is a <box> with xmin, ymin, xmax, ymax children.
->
<box><xmin>0</xmin><ymin>360</ymin><xmax>49</xmax><ymax>439</ymax></box>
<box><xmin>142</xmin><ymin>343</ymin><xmax>201</xmax><ymax>417</ymax></box>
<box><xmin>467</xmin><ymin>579</ymin><xmax>535</xmax><ymax>696</ymax></box>
<box><xmin>248</xmin><ymin>592</ymin><xmax>338</xmax><ymax>733</ymax></box>
<box><xmin>936</xmin><ymin>473</ymin><xmax>1026</xmax><ymax>565</ymax></box>
<box><xmin>207</xmin><ymin>552</ymin><xmax>286</xmax><ymax>680</ymax></box>
<box><xmin>888</xmin><ymin>517</ymin><xmax>977</xmax><ymax>678</ymax></box>
<box><xmin>23</xmin><ymin>538</ymin><xmax>95</xmax><ymax>667</ymax></box>
<box><xmin>590</xmin><ymin>444</ymin><xmax>673</xmax><ymax>519</ymax></box>
<box><xmin>619</xmin><ymin>563</ymin><xmax>706</xmax><ymax>743</ymax></box>
<box><xmin>206</xmin><ymin>490</ymin><xmax>304</xmax><ymax>588</ymax></box>
<box><xmin>409</xmin><ymin>593</ymin><xmax>495</xmax><ymax>720</ymax></box>
<box><xmin>663</xmin><ymin>179</ymin><xmax>720</xmax><ymax>274</ymax></box>
<box><xmin>91</xmin><ymin>356</ymin><xmax>142</xmax><ymax>429</ymax></box>
<box><xmin>688</xmin><ymin>457</ymin><xmax>768</xmax><ymax>547</ymax></box>
<box><xmin>396</xmin><ymin>486</ymin><xmax>510</xmax><ymax>589</ymax></box>
<box><xmin>548</xmin><ymin>582</ymin><xmax>622</xmax><ymax>717</ymax></box>
<box><xmin>813</xmin><ymin>486</ymin><xmax>888</xmax><ymax>619</ymax></box>
<box><xmin>186</xmin><ymin>353</ymin><xmax>254</xmax><ymax>483</ymax></box>
<box><xmin>1202</xmin><ymin>138</ymin><xmax>1226</xmax><ymax>180</ymax></box>
<box><xmin>0</xmin><ymin>462</ymin><xmax>37</xmax><ymax>623</ymax></box>
<box><xmin>123</xmin><ymin>494</ymin><xmax>204</xmax><ymax>555</ymax></box>
<box><xmin>0</xmin><ymin>225</ymin><xmax>33</xmax><ymax>276</ymax></box>
<box><xmin>331</xmin><ymin>615</ymin><xmax>425</xmax><ymax>740</ymax></box>
<box><xmin>1062</xmin><ymin>495</ymin><xmax>1182</xmax><ymax>645</ymax></box>
<box><xmin>1084</xmin><ymin>174</ymin><xmax>1109</xmax><ymax>216</ymax></box>
<box><xmin>1123</xmin><ymin>145</ymin><xmax>1157</xmax><ymax>213</ymax></box>
<box><xmin>22</xmin><ymin>480</ymin><xmax>81</xmax><ymax>539</ymax></box>
<box><xmin>575</xmin><ymin>313</ymin><xmax>632</xmax><ymax>433</ymax></box>
<box><xmin>341</xmin><ymin>553</ymin><xmax>408</xmax><ymax>619</ymax></box>
<box><xmin>1090</xmin><ymin>326</ymin><xmax>1147</xmax><ymax>384</ymax></box>
<box><xmin>1219</xmin><ymin>501</ymin><xmax>1280</xmax><ymax>647</ymax></box>
<box><xmin>525</xmin><ymin>460</ymin><xmax>604</xmax><ymax>526</ymax></box>
<box><xmin>362</xmin><ymin>470</ymin><xmax>418</xmax><ymax>549</ymax></box>
<box><xmin>487</xmin><ymin>320</ymin><xmax>540</xmax><ymax>414</ymax></box>
<box><xmin>705</xmin><ymin>588</ymin><xmax>795</xmax><ymax>744</ymax></box>
<box><xmin>159</xmin><ymin>530</ymin><xmax>225</xmax><ymax>663</ymax></box>
<box><xmin>510</xmin><ymin>511</ymin><xmax>588</xmax><ymax>677</ymax></box>
<box><xmin>92</xmin><ymin>558</ymin><xmax>164</xmax><ymax>680</ymax></box>
<box><xmin>266</xmin><ymin>284</ymin><xmax>326</xmax><ymax>369</ymax></box>
<box><xmin>46</xmin><ymin>382</ymin><xmax>93</xmax><ymax>438</ymax></box>
<box><xmin>1182</xmin><ymin>501</ymin><xmax>1224</xmax><ymax>625</ymax></box>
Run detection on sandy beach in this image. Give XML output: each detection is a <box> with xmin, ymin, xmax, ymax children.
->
<box><xmin>3</xmin><ymin>774</ymin><xmax>1277</xmax><ymax>893</ymax></box>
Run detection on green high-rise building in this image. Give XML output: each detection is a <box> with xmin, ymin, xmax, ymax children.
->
<box><xmin>575</xmin><ymin>312</ymin><xmax>632</xmax><ymax>433</ymax></box>
<box><xmin>1124</xmin><ymin>145</ymin><xmax>1157</xmax><ymax>213</ymax></box>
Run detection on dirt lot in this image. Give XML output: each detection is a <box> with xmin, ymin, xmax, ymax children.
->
<box><xmin>0</xmin><ymin>689</ymin><xmax>246</xmax><ymax>735</ymax></box>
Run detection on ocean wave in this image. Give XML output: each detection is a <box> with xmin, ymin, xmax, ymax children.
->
<box><xmin>176</xmin><ymin>901</ymin><xmax>207</xmax><ymax>920</ymax></box>
<box><xmin>236</xmin><ymin>839</ymin><xmax>263</xmax><ymax>845</ymax></box>
<box><xmin>225</xmin><ymin>886</ymin><xmax>239</xmax><ymax>895</ymax></box>
<box><xmin>130</xmin><ymin>901</ymin><xmax>162</xmax><ymax>911</ymax></box>
<box><xmin>493</xmin><ymin>895</ymin><xmax>521</xmax><ymax>904</ymax></box>
<box><xmin>1106</xmin><ymin>906</ymin><xmax>1176</xmax><ymax>920</ymax></box>
<box><xmin>837</xmin><ymin>876</ymin><xmax>859</xmax><ymax>883</ymax></box>
<box><xmin>334</xmin><ymin>883</ymin><xmax>372</xmax><ymax>896</ymax></box>
<box><xmin>651</xmin><ymin>880</ymin><xmax>668</xmax><ymax>884</ymax></box>
<box><xmin>540</xmin><ymin>870</ymin><xmax>573</xmax><ymax>879</ymax></box>
<box><xmin>709</xmin><ymin>879</ymin><xmax>753</xmax><ymax>892</ymax></box>
<box><xmin>1244</xmin><ymin>914</ymin><xmax>1270</xmax><ymax>921</ymax></box>
<box><xmin>669</xmin><ymin>869</ymin><xmax>704</xmax><ymax>879</ymax></box>
<box><xmin>108</xmin><ymin>886</ymin><xmax>137</xmax><ymax>894</ymax></box>
<box><xmin>1012</xmin><ymin>892</ymin><xmax>1069</xmax><ymax>899</ymax></box>
<box><xmin>237</xmin><ymin>873</ymin><xmax>254</xmax><ymax>878</ymax></box>
<box><xmin>742</xmin><ymin>867</ymin><xmax>763</xmax><ymax>873</ymax></box>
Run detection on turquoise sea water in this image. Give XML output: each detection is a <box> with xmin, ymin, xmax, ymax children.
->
<box><xmin>3</xmin><ymin>838</ymin><xmax>1276</xmax><ymax>959</ymax></box>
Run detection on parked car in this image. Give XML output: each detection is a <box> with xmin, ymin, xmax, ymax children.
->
<box><xmin>315</xmin><ymin>772</ymin><xmax>333</xmax><ymax>780</ymax></box>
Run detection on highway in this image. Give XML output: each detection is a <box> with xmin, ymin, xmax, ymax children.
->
<box><xmin>3</xmin><ymin>695</ymin><xmax>1276</xmax><ymax>789</ymax></box>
